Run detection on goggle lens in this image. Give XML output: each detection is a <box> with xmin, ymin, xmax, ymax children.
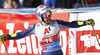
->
<box><xmin>42</xmin><ymin>11</ymin><xmax>51</xmax><ymax>18</ymax></box>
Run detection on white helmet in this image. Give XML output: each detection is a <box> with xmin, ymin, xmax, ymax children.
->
<box><xmin>35</xmin><ymin>5</ymin><xmax>51</xmax><ymax>21</ymax></box>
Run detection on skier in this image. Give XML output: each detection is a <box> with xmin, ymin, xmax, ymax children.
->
<box><xmin>0</xmin><ymin>5</ymin><xmax>95</xmax><ymax>55</ymax></box>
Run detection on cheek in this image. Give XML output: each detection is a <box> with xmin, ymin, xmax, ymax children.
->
<box><xmin>44</xmin><ymin>18</ymin><xmax>51</xmax><ymax>22</ymax></box>
<box><xmin>43</xmin><ymin>18</ymin><xmax>47</xmax><ymax>21</ymax></box>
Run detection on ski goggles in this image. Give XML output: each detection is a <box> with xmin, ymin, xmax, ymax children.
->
<box><xmin>42</xmin><ymin>10</ymin><xmax>51</xmax><ymax>18</ymax></box>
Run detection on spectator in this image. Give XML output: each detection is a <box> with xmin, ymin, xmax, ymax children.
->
<box><xmin>43</xmin><ymin>0</ymin><xmax>58</xmax><ymax>8</ymax></box>
<box><xmin>58</xmin><ymin>0</ymin><xmax>75</xmax><ymax>8</ymax></box>
<box><xmin>18</xmin><ymin>0</ymin><xmax>23</xmax><ymax>6</ymax></box>
<box><xmin>22</xmin><ymin>0</ymin><xmax>34</xmax><ymax>7</ymax></box>
<box><xmin>23</xmin><ymin>0</ymin><xmax>41</xmax><ymax>8</ymax></box>
<box><xmin>3</xmin><ymin>0</ymin><xmax>21</xmax><ymax>9</ymax></box>
<box><xmin>0</xmin><ymin>0</ymin><xmax>4</xmax><ymax>8</ymax></box>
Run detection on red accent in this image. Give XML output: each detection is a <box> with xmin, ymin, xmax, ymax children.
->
<box><xmin>44</xmin><ymin>28</ymin><xmax>50</xmax><ymax>35</ymax></box>
<box><xmin>77</xmin><ymin>30</ymin><xmax>100</xmax><ymax>53</ymax></box>
<box><xmin>41</xmin><ymin>45</ymin><xmax>47</xmax><ymax>52</ymax></box>
<box><xmin>88</xmin><ymin>0</ymin><xmax>98</xmax><ymax>3</ymax></box>
<box><xmin>41</xmin><ymin>30</ymin><xmax>60</xmax><ymax>45</ymax></box>
<box><xmin>98</xmin><ymin>43</ymin><xmax>100</xmax><ymax>46</ymax></box>
<box><xmin>61</xmin><ymin>35</ymin><xmax>63</xmax><ymax>48</ymax></box>
<box><xmin>42</xmin><ymin>10</ymin><xmax>51</xmax><ymax>18</ymax></box>
<box><xmin>71</xmin><ymin>31</ymin><xmax>74</xmax><ymax>37</ymax></box>
<box><xmin>40</xmin><ymin>5</ymin><xmax>43</xmax><ymax>8</ymax></box>
<box><xmin>40</xmin><ymin>31</ymin><xmax>60</xmax><ymax>51</ymax></box>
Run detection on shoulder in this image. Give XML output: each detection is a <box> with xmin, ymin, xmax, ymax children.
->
<box><xmin>51</xmin><ymin>20</ymin><xmax>63</xmax><ymax>24</ymax></box>
<box><xmin>51</xmin><ymin>20</ymin><xmax>58</xmax><ymax>24</ymax></box>
<box><xmin>30</xmin><ymin>24</ymin><xmax>36</xmax><ymax>29</ymax></box>
<box><xmin>52</xmin><ymin>20</ymin><xmax>66</xmax><ymax>23</ymax></box>
<box><xmin>32</xmin><ymin>22</ymin><xmax>43</xmax><ymax>28</ymax></box>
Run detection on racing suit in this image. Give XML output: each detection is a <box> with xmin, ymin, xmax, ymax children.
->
<box><xmin>7</xmin><ymin>20</ymin><xmax>86</xmax><ymax>55</ymax></box>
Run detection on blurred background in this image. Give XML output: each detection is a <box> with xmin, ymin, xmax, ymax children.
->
<box><xmin>0</xmin><ymin>0</ymin><xmax>100</xmax><ymax>9</ymax></box>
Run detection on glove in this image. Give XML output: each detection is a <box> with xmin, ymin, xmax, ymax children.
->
<box><xmin>86</xmin><ymin>19</ymin><xmax>95</xmax><ymax>26</ymax></box>
<box><xmin>0</xmin><ymin>35</ymin><xmax>7</xmax><ymax>44</ymax></box>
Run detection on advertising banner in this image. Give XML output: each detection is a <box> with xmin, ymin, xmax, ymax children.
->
<box><xmin>0</xmin><ymin>10</ymin><xmax>77</xmax><ymax>55</ymax></box>
<box><xmin>77</xmin><ymin>12</ymin><xmax>100</xmax><ymax>55</ymax></box>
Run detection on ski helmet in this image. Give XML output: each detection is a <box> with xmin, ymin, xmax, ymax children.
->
<box><xmin>35</xmin><ymin>5</ymin><xmax>51</xmax><ymax>21</ymax></box>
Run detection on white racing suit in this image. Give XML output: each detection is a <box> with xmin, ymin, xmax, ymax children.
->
<box><xmin>8</xmin><ymin>20</ymin><xmax>85</xmax><ymax>55</ymax></box>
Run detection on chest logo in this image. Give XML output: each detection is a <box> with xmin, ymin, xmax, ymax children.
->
<box><xmin>44</xmin><ymin>28</ymin><xmax>49</xmax><ymax>35</ymax></box>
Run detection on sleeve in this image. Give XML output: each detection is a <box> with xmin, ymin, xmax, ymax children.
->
<box><xmin>56</xmin><ymin>20</ymin><xmax>86</xmax><ymax>29</ymax></box>
<box><xmin>7</xmin><ymin>24</ymin><xmax>36</xmax><ymax>40</ymax></box>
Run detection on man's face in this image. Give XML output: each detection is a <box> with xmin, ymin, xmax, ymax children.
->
<box><xmin>42</xmin><ymin>10</ymin><xmax>52</xmax><ymax>24</ymax></box>
<box><xmin>43</xmin><ymin>16</ymin><xmax>51</xmax><ymax>24</ymax></box>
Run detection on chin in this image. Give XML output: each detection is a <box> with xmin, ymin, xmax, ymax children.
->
<box><xmin>46</xmin><ymin>21</ymin><xmax>51</xmax><ymax>24</ymax></box>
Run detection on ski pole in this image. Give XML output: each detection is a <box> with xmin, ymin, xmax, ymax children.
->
<box><xmin>0</xmin><ymin>35</ymin><xmax>9</xmax><ymax>55</ymax></box>
<box><xmin>92</xmin><ymin>26</ymin><xmax>100</xmax><ymax>45</ymax></box>
<box><xmin>4</xmin><ymin>43</ymin><xmax>9</xmax><ymax>55</ymax></box>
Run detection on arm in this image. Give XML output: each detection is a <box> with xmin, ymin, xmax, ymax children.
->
<box><xmin>7</xmin><ymin>24</ymin><xmax>36</xmax><ymax>40</ymax></box>
<box><xmin>0</xmin><ymin>24</ymin><xmax>36</xmax><ymax>44</ymax></box>
<box><xmin>56</xmin><ymin>20</ymin><xmax>86</xmax><ymax>29</ymax></box>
